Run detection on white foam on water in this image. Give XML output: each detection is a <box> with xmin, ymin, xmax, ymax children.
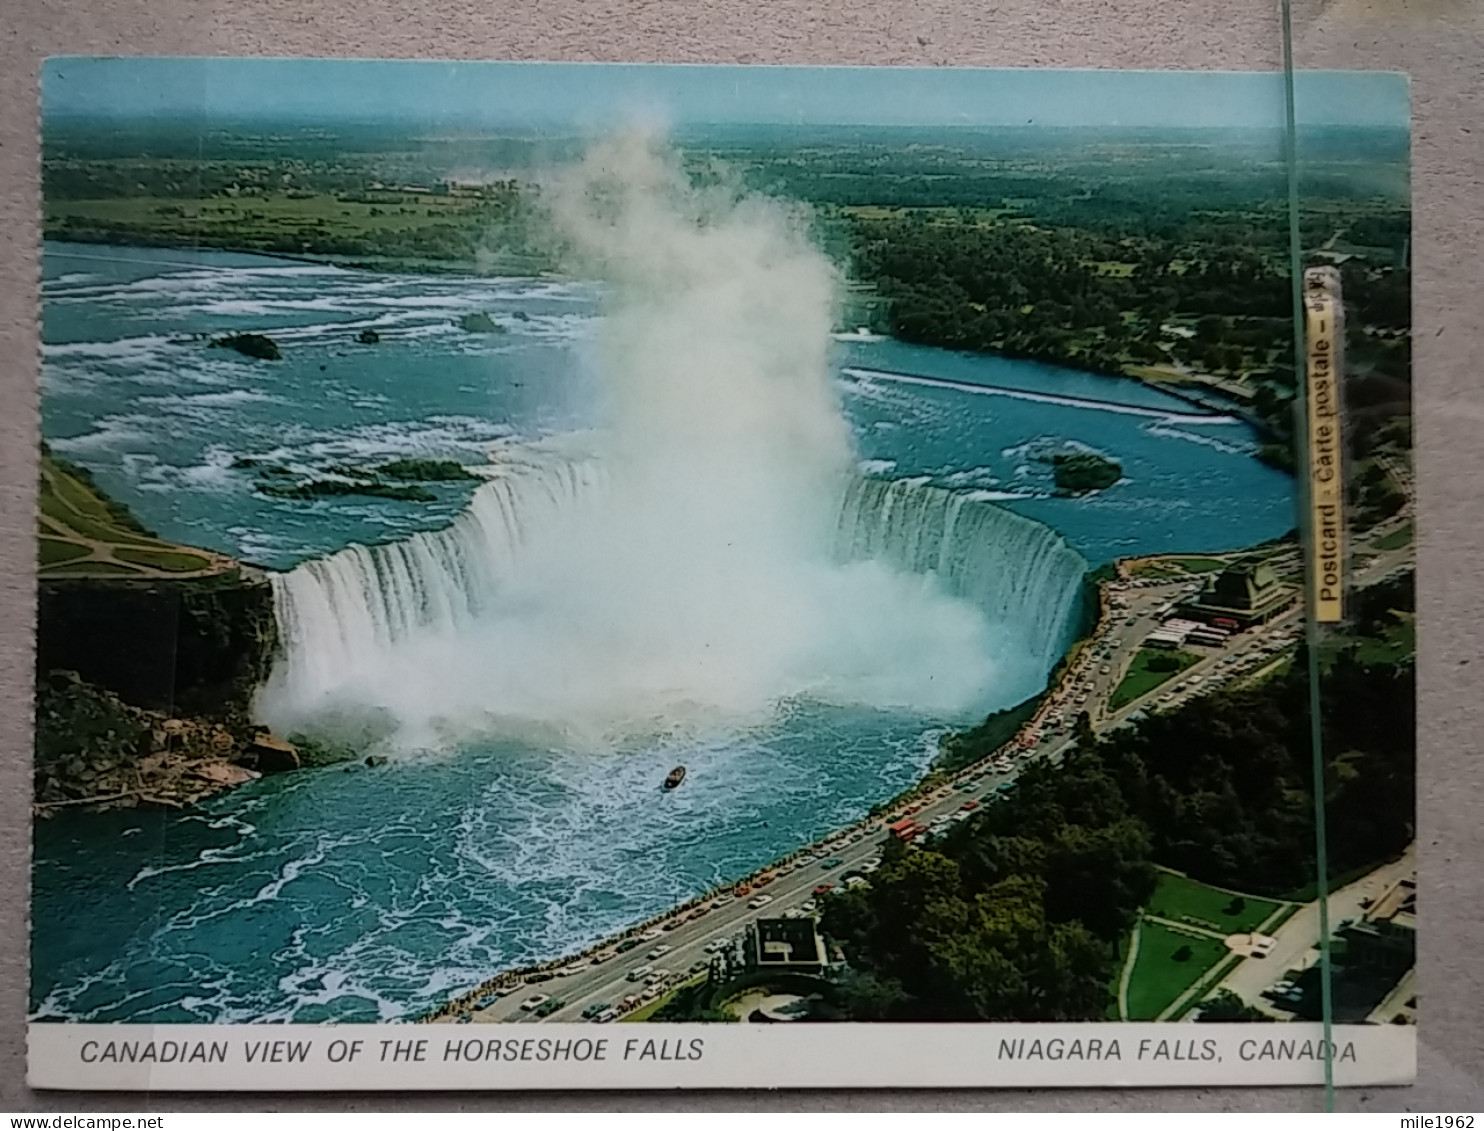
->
<box><xmin>841</xmin><ymin>365</ymin><xmax>1241</xmax><ymax>425</ymax></box>
<box><xmin>1144</xmin><ymin>420</ymin><xmax>1257</xmax><ymax>455</ymax></box>
<box><xmin>259</xmin><ymin>134</ymin><xmax>1085</xmax><ymax>752</ymax></box>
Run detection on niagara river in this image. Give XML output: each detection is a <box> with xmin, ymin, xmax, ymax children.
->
<box><xmin>33</xmin><ymin>230</ymin><xmax>1294</xmax><ymax>1023</ymax></box>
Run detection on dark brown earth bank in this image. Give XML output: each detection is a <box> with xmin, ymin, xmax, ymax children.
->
<box><xmin>33</xmin><ymin>567</ymin><xmax>301</xmax><ymax>816</ymax></box>
<box><xmin>31</xmin><ymin>497</ymin><xmax>327</xmax><ymax>815</ymax></box>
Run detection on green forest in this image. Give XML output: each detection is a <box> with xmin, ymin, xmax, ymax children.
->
<box><xmin>820</xmin><ymin>572</ymin><xmax>1415</xmax><ymax>1021</ymax></box>
<box><xmin>42</xmin><ymin>121</ymin><xmax>1411</xmax><ymax>476</ymax></box>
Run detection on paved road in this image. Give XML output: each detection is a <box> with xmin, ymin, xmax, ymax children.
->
<box><xmin>1215</xmin><ymin>844</ymin><xmax>1416</xmax><ymax>1011</ymax></box>
<box><xmin>442</xmin><ymin>576</ymin><xmax>1299</xmax><ymax>1025</ymax></box>
<box><xmin>438</xmin><ymin>533</ymin><xmax>1412</xmax><ymax>1026</ymax></box>
<box><xmin>455</xmin><ymin>753</ymin><xmax>1051</xmax><ymax>1024</ymax></box>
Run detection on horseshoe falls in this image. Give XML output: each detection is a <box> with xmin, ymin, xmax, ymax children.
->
<box><xmin>33</xmin><ymin>137</ymin><xmax>1295</xmax><ymax>1023</ymax></box>
<box><xmin>259</xmin><ymin>456</ymin><xmax>1085</xmax><ymax>750</ymax></box>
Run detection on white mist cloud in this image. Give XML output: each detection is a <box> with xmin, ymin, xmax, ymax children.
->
<box><xmin>261</xmin><ymin>132</ymin><xmax>1011</xmax><ymax>751</ymax></box>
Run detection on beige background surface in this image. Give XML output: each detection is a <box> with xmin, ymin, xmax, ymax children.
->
<box><xmin>2</xmin><ymin>0</ymin><xmax>1480</xmax><ymax>1112</ymax></box>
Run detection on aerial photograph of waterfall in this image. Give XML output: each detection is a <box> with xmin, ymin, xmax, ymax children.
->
<box><xmin>32</xmin><ymin>58</ymin><xmax>1414</xmax><ymax>1059</ymax></box>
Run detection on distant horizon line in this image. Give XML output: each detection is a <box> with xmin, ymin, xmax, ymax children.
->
<box><xmin>41</xmin><ymin>115</ymin><xmax>1409</xmax><ymax>133</ymax></box>
<box><xmin>40</xmin><ymin>59</ymin><xmax>1409</xmax><ymax>132</ymax></box>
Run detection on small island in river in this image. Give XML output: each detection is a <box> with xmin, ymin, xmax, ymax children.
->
<box><xmin>209</xmin><ymin>332</ymin><xmax>282</xmax><ymax>360</ymax></box>
<box><xmin>1050</xmin><ymin>452</ymin><xmax>1122</xmax><ymax>495</ymax></box>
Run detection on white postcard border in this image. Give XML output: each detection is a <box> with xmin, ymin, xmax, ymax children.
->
<box><xmin>29</xmin><ymin>1022</ymin><xmax>1414</xmax><ymax>1091</ymax></box>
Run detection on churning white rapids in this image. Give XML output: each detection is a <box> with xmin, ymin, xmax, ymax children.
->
<box><xmin>256</xmin><ymin>134</ymin><xmax>1086</xmax><ymax>752</ymax></box>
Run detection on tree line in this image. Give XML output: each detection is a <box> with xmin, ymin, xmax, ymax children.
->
<box><xmin>821</xmin><ymin>585</ymin><xmax>1415</xmax><ymax>1021</ymax></box>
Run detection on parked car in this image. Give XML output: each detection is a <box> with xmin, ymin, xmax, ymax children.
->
<box><xmin>581</xmin><ymin>1002</ymin><xmax>610</xmax><ymax>1020</ymax></box>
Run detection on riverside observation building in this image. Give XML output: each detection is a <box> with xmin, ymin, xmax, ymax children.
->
<box><xmin>1177</xmin><ymin>559</ymin><xmax>1296</xmax><ymax>630</ymax></box>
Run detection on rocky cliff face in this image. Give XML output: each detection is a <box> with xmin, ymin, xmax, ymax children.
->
<box><xmin>33</xmin><ymin>671</ymin><xmax>263</xmax><ymax>813</ymax></box>
<box><xmin>35</xmin><ymin>567</ymin><xmax>278</xmax><ymax>721</ymax></box>
<box><xmin>34</xmin><ymin>567</ymin><xmax>292</xmax><ymax>813</ymax></box>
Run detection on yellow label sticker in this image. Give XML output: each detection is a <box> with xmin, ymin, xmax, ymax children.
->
<box><xmin>1304</xmin><ymin>267</ymin><xmax>1344</xmax><ymax>623</ymax></box>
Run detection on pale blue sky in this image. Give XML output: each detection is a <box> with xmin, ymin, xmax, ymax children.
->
<box><xmin>42</xmin><ymin>58</ymin><xmax>1408</xmax><ymax>131</ymax></box>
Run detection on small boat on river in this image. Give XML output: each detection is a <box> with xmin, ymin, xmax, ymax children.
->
<box><xmin>663</xmin><ymin>766</ymin><xmax>687</xmax><ymax>790</ymax></box>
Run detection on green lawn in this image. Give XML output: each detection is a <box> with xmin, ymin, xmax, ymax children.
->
<box><xmin>48</xmin><ymin>191</ymin><xmax>487</xmax><ymax>241</ymax></box>
<box><xmin>40</xmin><ymin>464</ymin><xmax>159</xmax><ymax>548</ymax></box>
<box><xmin>1167</xmin><ymin>557</ymin><xmax>1228</xmax><ymax>574</ymax></box>
<box><xmin>1146</xmin><ymin>870</ymin><xmax>1284</xmax><ymax>935</ymax></box>
<box><xmin>38</xmin><ymin>538</ymin><xmax>90</xmax><ymax>566</ymax></box>
<box><xmin>1124</xmin><ymin>920</ymin><xmax>1231</xmax><ymax>1020</ymax></box>
<box><xmin>42</xmin><ymin>560</ymin><xmax>142</xmax><ymax>576</ymax></box>
<box><xmin>1373</xmin><ymin>523</ymin><xmax>1413</xmax><ymax>551</ymax></box>
<box><xmin>39</xmin><ymin>454</ymin><xmax>228</xmax><ymax>579</ymax></box>
<box><xmin>1108</xmin><ymin>648</ymin><xmax>1201</xmax><ymax>711</ymax></box>
<box><xmin>113</xmin><ymin>546</ymin><xmax>212</xmax><ymax>572</ymax></box>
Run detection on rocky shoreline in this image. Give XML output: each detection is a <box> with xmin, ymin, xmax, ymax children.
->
<box><xmin>34</xmin><ymin>671</ymin><xmax>304</xmax><ymax>817</ymax></box>
<box><xmin>34</xmin><ymin>455</ymin><xmax>310</xmax><ymax>815</ymax></box>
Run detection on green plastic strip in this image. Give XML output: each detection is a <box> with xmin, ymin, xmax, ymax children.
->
<box><xmin>1281</xmin><ymin>0</ymin><xmax>1338</xmax><ymax>1110</ymax></box>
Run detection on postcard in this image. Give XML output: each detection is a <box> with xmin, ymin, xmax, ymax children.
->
<box><xmin>29</xmin><ymin>59</ymin><xmax>1413</xmax><ymax>1090</ymax></box>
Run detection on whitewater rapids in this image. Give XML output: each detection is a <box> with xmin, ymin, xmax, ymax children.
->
<box><xmin>254</xmin><ymin>133</ymin><xmax>1086</xmax><ymax>751</ymax></box>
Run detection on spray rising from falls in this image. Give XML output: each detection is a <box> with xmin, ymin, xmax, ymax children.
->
<box><xmin>834</xmin><ymin>477</ymin><xmax>1086</xmax><ymax>674</ymax></box>
<box><xmin>256</xmin><ymin>133</ymin><xmax>1087</xmax><ymax>749</ymax></box>
<box><xmin>261</xmin><ymin>455</ymin><xmax>1085</xmax><ymax>745</ymax></box>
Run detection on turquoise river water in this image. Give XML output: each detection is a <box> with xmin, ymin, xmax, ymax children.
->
<box><xmin>32</xmin><ymin>244</ymin><xmax>1294</xmax><ymax>1022</ymax></box>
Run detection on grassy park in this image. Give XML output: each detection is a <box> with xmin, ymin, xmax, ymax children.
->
<box><xmin>1167</xmin><ymin>556</ymin><xmax>1229</xmax><ymax>573</ymax></box>
<box><xmin>38</xmin><ymin>453</ymin><xmax>224</xmax><ymax>579</ymax></box>
<box><xmin>1146</xmin><ymin>870</ymin><xmax>1284</xmax><ymax>935</ymax></box>
<box><xmin>44</xmin><ymin>190</ymin><xmax>500</xmax><ymax>263</ymax></box>
<box><xmin>1122</xmin><ymin>920</ymin><xmax>1231</xmax><ymax>1020</ymax></box>
<box><xmin>1115</xmin><ymin>870</ymin><xmax>1296</xmax><ymax>1020</ymax></box>
<box><xmin>1108</xmin><ymin>648</ymin><xmax>1201</xmax><ymax>711</ymax></box>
